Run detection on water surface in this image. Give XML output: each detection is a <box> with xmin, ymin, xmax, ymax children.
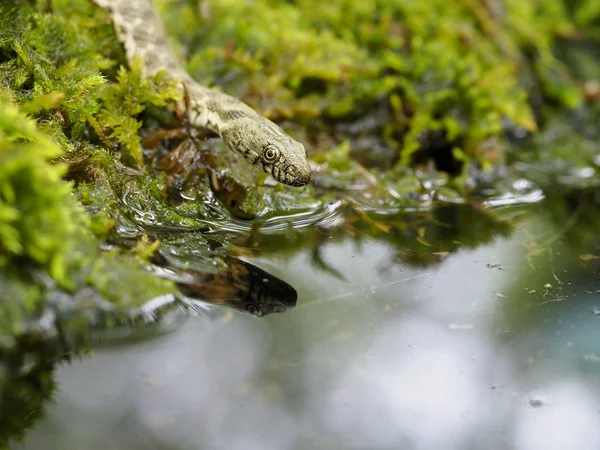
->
<box><xmin>12</xmin><ymin>192</ymin><xmax>600</xmax><ymax>450</ymax></box>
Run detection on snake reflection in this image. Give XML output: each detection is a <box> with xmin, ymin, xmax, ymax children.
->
<box><xmin>152</xmin><ymin>255</ymin><xmax>297</xmax><ymax>316</ymax></box>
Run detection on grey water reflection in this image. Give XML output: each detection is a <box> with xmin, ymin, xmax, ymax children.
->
<box><xmin>15</xmin><ymin>201</ymin><xmax>600</xmax><ymax>450</ymax></box>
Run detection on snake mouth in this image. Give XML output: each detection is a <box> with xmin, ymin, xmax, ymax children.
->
<box><xmin>268</xmin><ymin>160</ymin><xmax>311</xmax><ymax>186</ymax></box>
<box><xmin>283</xmin><ymin>165</ymin><xmax>311</xmax><ymax>187</ymax></box>
<box><xmin>287</xmin><ymin>172</ymin><xmax>311</xmax><ymax>187</ymax></box>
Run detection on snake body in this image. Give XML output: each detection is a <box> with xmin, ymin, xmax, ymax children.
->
<box><xmin>91</xmin><ymin>0</ymin><xmax>311</xmax><ymax>187</ymax></box>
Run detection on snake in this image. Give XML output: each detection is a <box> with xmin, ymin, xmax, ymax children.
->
<box><xmin>91</xmin><ymin>0</ymin><xmax>311</xmax><ymax>187</ymax></box>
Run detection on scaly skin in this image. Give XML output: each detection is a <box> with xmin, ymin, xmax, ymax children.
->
<box><xmin>91</xmin><ymin>0</ymin><xmax>311</xmax><ymax>186</ymax></box>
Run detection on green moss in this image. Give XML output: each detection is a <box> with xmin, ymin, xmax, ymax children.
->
<box><xmin>159</xmin><ymin>0</ymin><xmax>533</xmax><ymax>164</ymax></box>
<box><xmin>95</xmin><ymin>60</ymin><xmax>181</xmax><ymax>166</ymax></box>
<box><xmin>0</xmin><ymin>91</ymin><xmax>81</xmax><ymax>288</ymax></box>
<box><xmin>0</xmin><ymin>4</ymin><xmax>109</xmax><ymax>148</ymax></box>
<box><xmin>155</xmin><ymin>0</ymin><xmax>599</xmax><ymax>176</ymax></box>
<box><xmin>0</xmin><ymin>92</ymin><xmax>177</xmax><ymax>331</ymax></box>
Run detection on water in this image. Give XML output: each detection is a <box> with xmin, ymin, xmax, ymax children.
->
<box><xmin>9</xmin><ymin>191</ymin><xmax>600</xmax><ymax>450</ymax></box>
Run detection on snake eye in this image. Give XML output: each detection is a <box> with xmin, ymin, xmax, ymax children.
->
<box><xmin>263</xmin><ymin>146</ymin><xmax>280</xmax><ymax>163</ymax></box>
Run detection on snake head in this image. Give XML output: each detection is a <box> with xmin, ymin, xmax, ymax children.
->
<box><xmin>221</xmin><ymin>119</ymin><xmax>311</xmax><ymax>187</ymax></box>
